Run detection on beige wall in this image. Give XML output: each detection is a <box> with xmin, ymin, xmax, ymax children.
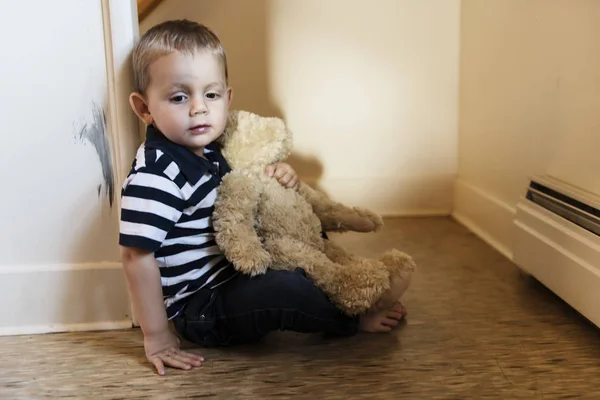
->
<box><xmin>141</xmin><ymin>0</ymin><xmax>461</xmax><ymax>215</ymax></box>
<box><xmin>455</xmin><ymin>0</ymin><xmax>600</xmax><ymax>257</ymax></box>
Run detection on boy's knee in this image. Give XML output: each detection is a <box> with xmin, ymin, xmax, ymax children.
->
<box><xmin>271</xmin><ymin>268</ymin><xmax>312</xmax><ymax>289</ymax></box>
<box><xmin>268</xmin><ymin>268</ymin><xmax>325</xmax><ymax>305</ymax></box>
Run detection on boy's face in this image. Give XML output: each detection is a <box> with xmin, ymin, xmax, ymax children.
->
<box><xmin>130</xmin><ymin>50</ymin><xmax>232</xmax><ymax>156</ymax></box>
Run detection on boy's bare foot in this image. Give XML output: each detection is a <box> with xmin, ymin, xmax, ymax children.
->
<box><xmin>359</xmin><ymin>301</ymin><xmax>407</xmax><ymax>333</ymax></box>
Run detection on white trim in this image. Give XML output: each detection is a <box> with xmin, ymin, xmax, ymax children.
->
<box><xmin>452</xmin><ymin>179</ymin><xmax>516</xmax><ymax>260</ymax></box>
<box><xmin>456</xmin><ymin>179</ymin><xmax>516</xmax><ymax>215</ymax></box>
<box><xmin>100</xmin><ymin>0</ymin><xmax>141</xmax><ymax>327</ymax></box>
<box><xmin>0</xmin><ymin>321</ymin><xmax>133</xmax><ymax>337</ymax></box>
<box><xmin>0</xmin><ymin>262</ymin><xmax>122</xmax><ymax>274</ymax></box>
<box><xmin>0</xmin><ymin>263</ymin><xmax>132</xmax><ymax>336</ymax></box>
<box><xmin>453</xmin><ymin>212</ymin><xmax>513</xmax><ymax>260</ymax></box>
<box><xmin>101</xmin><ymin>0</ymin><xmax>141</xmax><ymax>214</ymax></box>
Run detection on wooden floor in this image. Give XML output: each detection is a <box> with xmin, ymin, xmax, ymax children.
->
<box><xmin>2</xmin><ymin>217</ymin><xmax>600</xmax><ymax>399</ymax></box>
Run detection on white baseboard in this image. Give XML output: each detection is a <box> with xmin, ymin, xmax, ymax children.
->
<box><xmin>0</xmin><ymin>320</ymin><xmax>132</xmax><ymax>336</ymax></box>
<box><xmin>0</xmin><ymin>262</ymin><xmax>132</xmax><ymax>336</ymax></box>
<box><xmin>305</xmin><ymin>174</ymin><xmax>454</xmax><ymax>217</ymax></box>
<box><xmin>381</xmin><ymin>210</ymin><xmax>451</xmax><ymax>218</ymax></box>
<box><xmin>513</xmin><ymin>200</ymin><xmax>600</xmax><ymax>328</ymax></box>
<box><xmin>452</xmin><ymin>179</ymin><xmax>516</xmax><ymax>260</ymax></box>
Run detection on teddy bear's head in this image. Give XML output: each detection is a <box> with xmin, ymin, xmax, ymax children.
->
<box><xmin>218</xmin><ymin>110</ymin><xmax>292</xmax><ymax>170</ymax></box>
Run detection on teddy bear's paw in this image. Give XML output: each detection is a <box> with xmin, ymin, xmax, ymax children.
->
<box><xmin>350</xmin><ymin>207</ymin><xmax>384</xmax><ymax>233</ymax></box>
<box><xmin>378</xmin><ymin>249</ymin><xmax>416</xmax><ymax>274</ymax></box>
<box><xmin>332</xmin><ymin>264</ymin><xmax>390</xmax><ymax>315</ymax></box>
<box><xmin>232</xmin><ymin>249</ymin><xmax>272</xmax><ymax>277</ymax></box>
<box><xmin>334</xmin><ymin>288</ymin><xmax>380</xmax><ymax>315</ymax></box>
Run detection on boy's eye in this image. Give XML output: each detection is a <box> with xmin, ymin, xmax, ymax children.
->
<box><xmin>205</xmin><ymin>92</ymin><xmax>220</xmax><ymax>100</ymax></box>
<box><xmin>170</xmin><ymin>95</ymin><xmax>187</xmax><ymax>103</ymax></box>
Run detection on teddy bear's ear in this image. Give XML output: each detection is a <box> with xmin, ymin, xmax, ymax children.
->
<box><xmin>221</xmin><ymin>110</ymin><xmax>292</xmax><ymax>170</ymax></box>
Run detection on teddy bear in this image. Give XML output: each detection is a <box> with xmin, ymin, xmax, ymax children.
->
<box><xmin>212</xmin><ymin>110</ymin><xmax>416</xmax><ymax>316</ymax></box>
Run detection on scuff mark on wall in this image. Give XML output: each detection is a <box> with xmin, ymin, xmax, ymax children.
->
<box><xmin>76</xmin><ymin>103</ymin><xmax>115</xmax><ymax>207</ymax></box>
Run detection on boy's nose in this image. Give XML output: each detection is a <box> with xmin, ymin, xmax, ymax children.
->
<box><xmin>190</xmin><ymin>99</ymin><xmax>208</xmax><ymax>115</ymax></box>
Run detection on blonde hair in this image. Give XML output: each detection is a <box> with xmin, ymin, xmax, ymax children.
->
<box><xmin>131</xmin><ymin>19</ymin><xmax>228</xmax><ymax>94</ymax></box>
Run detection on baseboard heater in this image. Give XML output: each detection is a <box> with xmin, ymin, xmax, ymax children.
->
<box><xmin>513</xmin><ymin>176</ymin><xmax>600</xmax><ymax>328</ymax></box>
<box><xmin>526</xmin><ymin>180</ymin><xmax>600</xmax><ymax>237</ymax></box>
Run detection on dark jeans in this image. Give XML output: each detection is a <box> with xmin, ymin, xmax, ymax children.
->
<box><xmin>172</xmin><ymin>268</ymin><xmax>360</xmax><ymax>347</ymax></box>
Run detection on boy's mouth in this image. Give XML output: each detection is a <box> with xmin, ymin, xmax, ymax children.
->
<box><xmin>189</xmin><ymin>124</ymin><xmax>211</xmax><ymax>134</ymax></box>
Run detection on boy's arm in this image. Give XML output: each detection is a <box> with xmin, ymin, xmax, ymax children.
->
<box><xmin>121</xmin><ymin>246</ymin><xmax>203</xmax><ymax>375</ymax></box>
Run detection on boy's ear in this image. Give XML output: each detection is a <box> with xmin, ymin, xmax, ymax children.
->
<box><xmin>226</xmin><ymin>87</ymin><xmax>233</xmax><ymax>107</ymax></box>
<box><xmin>129</xmin><ymin>92</ymin><xmax>153</xmax><ymax>125</ymax></box>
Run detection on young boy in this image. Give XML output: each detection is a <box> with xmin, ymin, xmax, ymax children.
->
<box><xmin>120</xmin><ymin>19</ymin><xmax>407</xmax><ymax>376</ymax></box>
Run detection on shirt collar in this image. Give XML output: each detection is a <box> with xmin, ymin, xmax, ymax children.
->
<box><xmin>144</xmin><ymin>124</ymin><xmax>219</xmax><ymax>185</ymax></box>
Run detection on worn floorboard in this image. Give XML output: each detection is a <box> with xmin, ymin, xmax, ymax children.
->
<box><xmin>1</xmin><ymin>217</ymin><xmax>600</xmax><ymax>399</ymax></box>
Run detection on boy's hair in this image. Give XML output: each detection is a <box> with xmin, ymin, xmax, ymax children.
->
<box><xmin>131</xmin><ymin>19</ymin><xmax>228</xmax><ymax>94</ymax></box>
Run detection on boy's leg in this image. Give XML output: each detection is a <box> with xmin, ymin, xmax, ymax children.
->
<box><xmin>174</xmin><ymin>268</ymin><xmax>360</xmax><ymax>347</ymax></box>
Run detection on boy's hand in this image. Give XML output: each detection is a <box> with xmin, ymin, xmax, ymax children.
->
<box><xmin>144</xmin><ymin>330</ymin><xmax>204</xmax><ymax>375</ymax></box>
<box><xmin>266</xmin><ymin>162</ymin><xmax>299</xmax><ymax>190</ymax></box>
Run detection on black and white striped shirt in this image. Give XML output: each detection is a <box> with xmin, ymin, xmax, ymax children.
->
<box><xmin>119</xmin><ymin>125</ymin><xmax>237</xmax><ymax>319</ymax></box>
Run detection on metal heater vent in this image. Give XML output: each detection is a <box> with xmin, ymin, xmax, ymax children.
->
<box><xmin>526</xmin><ymin>181</ymin><xmax>600</xmax><ymax>236</ymax></box>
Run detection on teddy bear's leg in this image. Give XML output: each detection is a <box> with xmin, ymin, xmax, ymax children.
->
<box><xmin>264</xmin><ymin>237</ymin><xmax>390</xmax><ymax>315</ymax></box>
<box><xmin>297</xmin><ymin>182</ymin><xmax>384</xmax><ymax>233</ymax></box>
<box><xmin>323</xmin><ymin>239</ymin><xmax>415</xmax><ymax>314</ymax></box>
<box><xmin>371</xmin><ymin>249</ymin><xmax>416</xmax><ymax>311</ymax></box>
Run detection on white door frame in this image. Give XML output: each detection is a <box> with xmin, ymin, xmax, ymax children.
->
<box><xmin>102</xmin><ymin>0</ymin><xmax>143</xmax><ymax>328</ymax></box>
<box><xmin>103</xmin><ymin>0</ymin><xmax>142</xmax><ymax>204</ymax></box>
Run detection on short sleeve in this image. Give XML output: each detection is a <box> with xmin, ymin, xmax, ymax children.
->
<box><xmin>119</xmin><ymin>165</ymin><xmax>186</xmax><ymax>252</ymax></box>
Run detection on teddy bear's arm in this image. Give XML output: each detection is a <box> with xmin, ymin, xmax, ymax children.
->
<box><xmin>297</xmin><ymin>182</ymin><xmax>384</xmax><ymax>233</ymax></box>
<box><xmin>213</xmin><ymin>171</ymin><xmax>271</xmax><ymax>276</ymax></box>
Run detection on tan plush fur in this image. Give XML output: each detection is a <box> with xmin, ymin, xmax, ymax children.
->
<box><xmin>213</xmin><ymin>110</ymin><xmax>416</xmax><ymax>315</ymax></box>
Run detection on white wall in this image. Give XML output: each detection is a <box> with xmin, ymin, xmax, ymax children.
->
<box><xmin>0</xmin><ymin>0</ymin><xmax>135</xmax><ymax>334</ymax></box>
<box><xmin>141</xmin><ymin>0</ymin><xmax>461</xmax><ymax>216</ymax></box>
<box><xmin>455</xmin><ymin>0</ymin><xmax>600</xmax><ymax>258</ymax></box>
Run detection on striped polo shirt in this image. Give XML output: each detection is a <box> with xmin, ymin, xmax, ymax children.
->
<box><xmin>119</xmin><ymin>124</ymin><xmax>237</xmax><ymax>319</ymax></box>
